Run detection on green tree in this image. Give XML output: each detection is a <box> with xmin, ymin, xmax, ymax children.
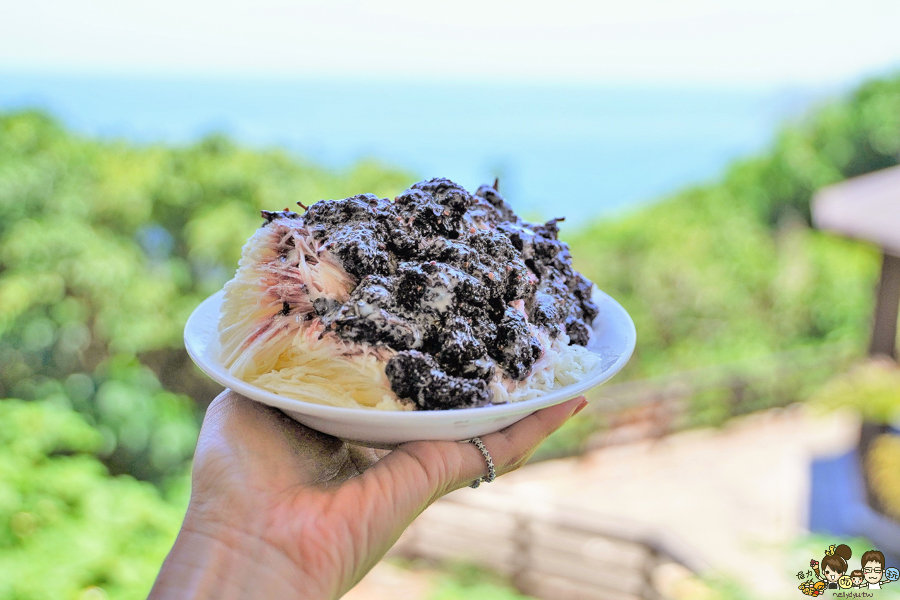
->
<box><xmin>567</xmin><ymin>76</ymin><xmax>900</xmax><ymax>386</ymax></box>
<box><xmin>0</xmin><ymin>112</ymin><xmax>412</xmax><ymax>482</ymax></box>
<box><xmin>0</xmin><ymin>399</ymin><xmax>185</xmax><ymax>600</ymax></box>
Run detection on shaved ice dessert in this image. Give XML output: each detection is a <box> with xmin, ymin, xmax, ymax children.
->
<box><xmin>218</xmin><ymin>178</ymin><xmax>601</xmax><ymax>411</ymax></box>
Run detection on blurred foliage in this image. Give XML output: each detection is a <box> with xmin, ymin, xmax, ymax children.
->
<box><xmin>560</xmin><ymin>75</ymin><xmax>900</xmax><ymax>435</ymax></box>
<box><xmin>427</xmin><ymin>562</ymin><xmax>536</xmax><ymax>600</ymax></box>
<box><xmin>811</xmin><ymin>359</ymin><xmax>900</xmax><ymax>424</ymax></box>
<box><xmin>1</xmin><ymin>70</ymin><xmax>900</xmax><ymax>596</ymax></box>
<box><xmin>0</xmin><ymin>399</ymin><xmax>185</xmax><ymax>600</ymax></box>
<box><xmin>677</xmin><ymin>345</ymin><xmax>859</xmax><ymax>429</ymax></box>
<box><xmin>428</xmin><ymin>577</ymin><xmax>535</xmax><ymax>600</ymax></box>
<box><xmin>868</xmin><ymin>433</ymin><xmax>900</xmax><ymax>522</ymax></box>
<box><xmin>568</xmin><ymin>182</ymin><xmax>882</xmax><ymax>383</ymax></box>
<box><xmin>540</xmin><ymin>75</ymin><xmax>900</xmax><ymax>455</ymax></box>
<box><xmin>0</xmin><ymin>111</ymin><xmax>411</xmax><ymax>484</ymax></box>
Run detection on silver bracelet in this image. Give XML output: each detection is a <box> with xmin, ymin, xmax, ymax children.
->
<box><xmin>467</xmin><ymin>437</ymin><xmax>496</xmax><ymax>488</ymax></box>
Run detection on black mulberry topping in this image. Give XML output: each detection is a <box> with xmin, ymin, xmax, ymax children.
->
<box><xmin>266</xmin><ymin>179</ymin><xmax>598</xmax><ymax>409</ymax></box>
<box><xmin>385</xmin><ymin>350</ymin><xmax>491</xmax><ymax>410</ymax></box>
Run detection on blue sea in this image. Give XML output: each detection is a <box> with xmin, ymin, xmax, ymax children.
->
<box><xmin>0</xmin><ymin>74</ymin><xmax>823</xmax><ymax>223</ymax></box>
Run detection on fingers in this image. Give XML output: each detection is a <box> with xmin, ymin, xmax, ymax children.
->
<box><xmin>481</xmin><ymin>395</ymin><xmax>588</xmax><ymax>477</ymax></box>
<box><xmin>364</xmin><ymin>396</ymin><xmax>587</xmax><ymax>521</ymax></box>
<box><xmin>194</xmin><ymin>391</ymin><xmax>366</xmax><ymax>496</ymax></box>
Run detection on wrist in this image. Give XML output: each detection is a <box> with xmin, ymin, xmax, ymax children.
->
<box><xmin>149</xmin><ymin>508</ymin><xmax>315</xmax><ymax>600</ymax></box>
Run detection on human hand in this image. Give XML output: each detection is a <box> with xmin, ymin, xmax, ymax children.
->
<box><xmin>149</xmin><ymin>390</ymin><xmax>586</xmax><ymax>600</ymax></box>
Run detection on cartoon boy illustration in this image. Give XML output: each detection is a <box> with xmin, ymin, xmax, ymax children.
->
<box><xmin>862</xmin><ymin>549</ymin><xmax>887</xmax><ymax>589</ymax></box>
<box><xmin>851</xmin><ymin>569</ymin><xmax>864</xmax><ymax>588</ymax></box>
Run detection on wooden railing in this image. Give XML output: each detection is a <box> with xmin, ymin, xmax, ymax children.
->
<box><xmin>391</xmin><ymin>490</ymin><xmax>709</xmax><ymax>600</ymax></box>
<box><xmin>524</xmin><ymin>343</ymin><xmax>858</xmax><ymax>461</ymax></box>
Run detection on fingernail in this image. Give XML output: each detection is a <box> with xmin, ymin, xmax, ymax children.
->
<box><xmin>573</xmin><ymin>398</ymin><xmax>588</xmax><ymax>416</ymax></box>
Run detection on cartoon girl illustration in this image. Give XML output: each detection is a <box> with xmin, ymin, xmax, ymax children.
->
<box><xmin>817</xmin><ymin>544</ymin><xmax>852</xmax><ymax>590</ymax></box>
<box><xmin>851</xmin><ymin>569</ymin><xmax>864</xmax><ymax>588</ymax></box>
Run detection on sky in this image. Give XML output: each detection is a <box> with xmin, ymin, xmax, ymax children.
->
<box><xmin>2</xmin><ymin>0</ymin><xmax>900</xmax><ymax>86</ymax></box>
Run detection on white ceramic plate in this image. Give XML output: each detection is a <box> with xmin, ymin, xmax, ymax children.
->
<box><xmin>185</xmin><ymin>288</ymin><xmax>635</xmax><ymax>447</ymax></box>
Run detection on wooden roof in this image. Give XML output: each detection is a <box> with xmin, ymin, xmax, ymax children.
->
<box><xmin>812</xmin><ymin>164</ymin><xmax>900</xmax><ymax>256</ymax></box>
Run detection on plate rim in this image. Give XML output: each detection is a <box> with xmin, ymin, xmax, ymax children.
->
<box><xmin>184</xmin><ymin>288</ymin><xmax>636</xmax><ymax>422</ymax></box>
